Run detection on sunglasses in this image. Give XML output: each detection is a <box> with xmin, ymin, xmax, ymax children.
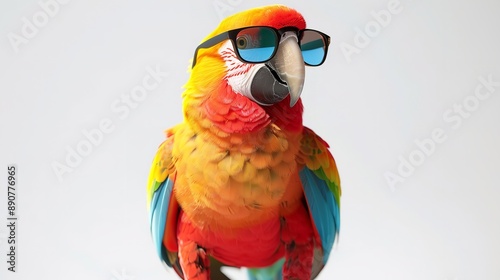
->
<box><xmin>192</xmin><ymin>26</ymin><xmax>331</xmax><ymax>68</ymax></box>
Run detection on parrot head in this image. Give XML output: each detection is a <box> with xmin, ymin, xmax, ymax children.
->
<box><xmin>184</xmin><ymin>5</ymin><xmax>330</xmax><ymax>134</ymax></box>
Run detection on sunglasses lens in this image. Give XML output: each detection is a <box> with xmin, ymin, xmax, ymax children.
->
<box><xmin>301</xmin><ymin>30</ymin><xmax>327</xmax><ymax>66</ymax></box>
<box><xmin>235</xmin><ymin>27</ymin><xmax>277</xmax><ymax>63</ymax></box>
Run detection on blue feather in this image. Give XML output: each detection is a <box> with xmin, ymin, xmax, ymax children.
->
<box><xmin>149</xmin><ymin>178</ymin><xmax>174</xmax><ymax>266</ymax></box>
<box><xmin>299</xmin><ymin>167</ymin><xmax>340</xmax><ymax>264</ymax></box>
<box><xmin>247</xmin><ymin>259</ymin><xmax>285</xmax><ymax>280</ymax></box>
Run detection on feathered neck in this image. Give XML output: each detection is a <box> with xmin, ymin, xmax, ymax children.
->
<box><xmin>182</xmin><ymin>81</ymin><xmax>303</xmax><ymax>148</ymax></box>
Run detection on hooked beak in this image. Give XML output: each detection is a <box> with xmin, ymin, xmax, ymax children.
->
<box><xmin>250</xmin><ymin>34</ymin><xmax>305</xmax><ymax>107</ymax></box>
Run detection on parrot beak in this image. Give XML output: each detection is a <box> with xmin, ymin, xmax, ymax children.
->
<box><xmin>249</xmin><ymin>33</ymin><xmax>305</xmax><ymax>107</ymax></box>
<box><xmin>270</xmin><ymin>33</ymin><xmax>306</xmax><ymax>107</ymax></box>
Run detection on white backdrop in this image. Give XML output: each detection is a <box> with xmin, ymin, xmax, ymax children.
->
<box><xmin>1</xmin><ymin>0</ymin><xmax>499</xmax><ymax>279</ymax></box>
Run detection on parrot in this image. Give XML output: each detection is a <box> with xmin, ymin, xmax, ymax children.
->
<box><xmin>147</xmin><ymin>5</ymin><xmax>341</xmax><ymax>280</ymax></box>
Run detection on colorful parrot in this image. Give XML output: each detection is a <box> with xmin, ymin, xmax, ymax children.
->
<box><xmin>147</xmin><ymin>5</ymin><xmax>341</xmax><ymax>280</ymax></box>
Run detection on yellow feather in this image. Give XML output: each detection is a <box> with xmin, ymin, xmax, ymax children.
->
<box><xmin>217</xmin><ymin>152</ymin><xmax>245</xmax><ymax>177</ymax></box>
<box><xmin>249</xmin><ymin>150</ymin><xmax>273</xmax><ymax>169</ymax></box>
<box><xmin>232</xmin><ymin>161</ymin><xmax>257</xmax><ymax>183</ymax></box>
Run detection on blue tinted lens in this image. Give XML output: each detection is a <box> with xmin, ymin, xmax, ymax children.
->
<box><xmin>302</xmin><ymin>46</ymin><xmax>325</xmax><ymax>65</ymax></box>
<box><xmin>301</xmin><ymin>31</ymin><xmax>326</xmax><ymax>66</ymax></box>
<box><xmin>236</xmin><ymin>27</ymin><xmax>277</xmax><ymax>62</ymax></box>
<box><xmin>239</xmin><ymin>47</ymin><xmax>275</xmax><ymax>62</ymax></box>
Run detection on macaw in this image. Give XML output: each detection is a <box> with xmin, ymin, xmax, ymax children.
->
<box><xmin>147</xmin><ymin>5</ymin><xmax>341</xmax><ymax>280</ymax></box>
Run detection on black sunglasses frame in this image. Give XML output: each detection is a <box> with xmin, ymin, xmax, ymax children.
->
<box><xmin>191</xmin><ymin>26</ymin><xmax>331</xmax><ymax>68</ymax></box>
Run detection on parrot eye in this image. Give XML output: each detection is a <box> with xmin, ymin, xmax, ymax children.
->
<box><xmin>236</xmin><ymin>36</ymin><xmax>248</xmax><ymax>49</ymax></box>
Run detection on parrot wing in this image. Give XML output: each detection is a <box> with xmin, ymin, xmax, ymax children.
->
<box><xmin>298</xmin><ymin>126</ymin><xmax>341</xmax><ymax>265</ymax></box>
<box><xmin>146</xmin><ymin>134</ymin><xmax>182</xmax><ymax>275</ymax></box>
